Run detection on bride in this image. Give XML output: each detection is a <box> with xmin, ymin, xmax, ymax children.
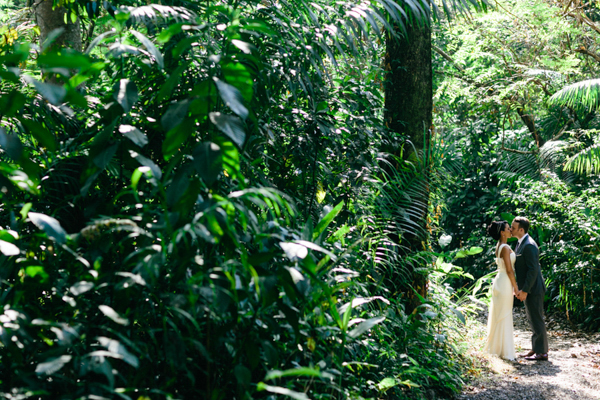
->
<box><xmin>484</xmin><ymin>220</ymin><xmax>519</xmax><ymax>360</ymax></box>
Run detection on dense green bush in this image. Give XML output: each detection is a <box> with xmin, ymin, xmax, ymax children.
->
<box><xmin>0</xmin><ymin>1</ymin><xmax>479</xmax><ymax>399</ymax></box>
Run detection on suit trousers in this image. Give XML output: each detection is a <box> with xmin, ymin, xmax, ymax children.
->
<box><xmin>524</xmin><ymin>292</ymin><xmax>548</xmax><ymax>354</ymax></box>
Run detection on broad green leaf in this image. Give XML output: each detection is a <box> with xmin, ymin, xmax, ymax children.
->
<box><xmin>131</xmin><ymin>30</ymin><xmax>164</xmax><ymax>69</ymax></box>
<box><xmin>280</xmin><ymin>242</ymin><xmax>308</xmax><ymax>260</ymax></box>
<box><xmin>193</xmin><ymin>142</ymin><xmax>222</xmax><ymax>186</ymax></box>
<box><xmin>35</xmin><ymin>355</ymin><xmax>71</xmax><ymax>375</ymax></box>
<box><xmin>93</xmin><ymin>143</ymin><xmax>118</xmax><ymax>169</ymax></box>
<box><xmin>38</xmin><ymin>52</ymin><xmax>92</xmax><ymax>69</ymax></box>
<box><xmin>438</xmin><ymin>234</ymin><xmax>452</xmax><ymax>248</ymax></box>
<box><xmin>119</xmin><ymin>125</ymin><xmax>148</xmax><ymax>147</ymax></box>
<box><xmin>0</xmin><ymin>229</ymin><xmax>17</xmax><ymax>242</ymax></box>
<box><xmin>20</xmin><ymin>119</ymin><xmax>58</xmax><ymax>152</ymax></box>
<box><xmin>113</xmin><ymin>79</ymin><xmax>138</xmax><ymax>112</ymax></box>
<box><xmin>256</xmin><ymin>383</ymin><xmax>309</xmax><ymax>400</ymax></box>
<box><xmin>97</xmin><ymin>336</ymin><xmax>139</xmax><ymax>368</ymax></box>
<box><xmin>294</xmin><ymin>240</ymin><xmax>337</xmax><ymax>261</ymax></box>
<box><xmin>130</xmin><ymin>150</ymin><xmax>162</xmax><ymax>181</ymax></box>
<box><xmin>209</xmin><ymin>112</ymin><xmax>246</xmax><ymax>149</ymax></box>
<box><xmin>0</xmin><ymin>129</ymin><xmax>23</xmax><ymax>161</ymax></box>
<box><xmin>213</xmin><ymin>77</ymin><xmax>248</xmax><ymax>119</ymax></box>
<box><xmin>222</xmin><ymin>62</ymin><xmax>254</xmax><ymax>103</ymax></box>
<box><xmin>25</xmin><ymin>266</ymin><xmax>49</xmax><ymax>282</ymax></box>
<box><xmin>163</xmin><ymin>118</ymin><xmax>194</xmax><ymax>159</ymax></box>
<box><xmin>156</xmin><ymin>23</ymin><xmax>184</xmax><ymax>44</ymax></box>
<box><xmin>25</xmin><ymin>77</ymin><xmax>66</xmax><ymax>105</ymax></box>
<box><xmin>161</xmin><ymin>100</ymin><xmax>190</xmax><ymax>132</ymax></box>
<box><xmin>313</xmin><ymin>201</ymin><xmax>344</xmax><ymax>240</ymax></box>
<box><xmin>377</xmin><ymin>377</ymin><xmax>398</xmax><ymax>392</ymax></box>
<box><xmin>0</xmin><ymin>90</ymin><xmax>25</xmax><ymax>117</ymax></box>
<box><xmin>234</xmin><ymin>365</ymin><xmax>251</xmax><ymax>387</ymax></box>
<box><xmin>338</xmin><ymin>296</ymin><xmax>390</xmax><ymax>315</ymax></box>
<box><xmin>0</xmin><ymin>239</ymin><xmax>19</xmax><ymax>256</ymax></box>
<box><xmin>28</xmin><ymin>212</ymin><xmax>67</xmax><ymax>244</ymax></box>
<box><xmin>99</xmin><ymin>305</ymin><xmax>129</xmax><ymax>326</ymax></box>
<box><xmin>70</xmin><ymin>281</ymin><xmax>94</xmax><ymax>296</ymax></box>
<box><xmin>348</xmin><ymin>315</ymin><xmax>385</xmax><ymax>338</ymax></box>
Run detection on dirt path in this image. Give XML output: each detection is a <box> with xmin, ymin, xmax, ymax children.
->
<box><xmin>456</xmin><ymin>306</ymin><xmax>600</xmax><ymax>400</ymax></box>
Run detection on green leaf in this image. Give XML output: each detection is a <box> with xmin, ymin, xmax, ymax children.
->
<box><xmin>119</xmin><ymin>125</ymin><xmax>148</xmax><ymax>147</ymax></box>
<box><xmin>265</xmin><ymin>367</ymin><xmax>323</xmax><ymax>380</ymax></box>
<box><xmin>130</xmin><ymin>150</ymin><xmax>162</xmax><ymax>181</ymax></box>
<box><xmin>85</xmin><ymin>30</ymin><xmax>117</xmax><ymax>54</ymax></box>
<box><xmin>21</xmin><ymin>118</ymin><xmax>59</xmax><ymax>152</ymax></box>
<box><xmin>0</xmin><ymin>90</ymin><xmax>26</xmax><ymax>117</ymax></box>
<box><xmin>99</xmin><ymin>305</ymin><xmax>130</xmax><ymax>326</ymax></box>
<box><xmin>0</xmin><ymin>129</ymin><xmax>23</xmax><ymax>161</ymax></box>
<box><xmin>0</xmin><ymin>239</ymin><xmax>19</xmax><ymax>256</ymax></box>
<box><xmin>93</xmin><ymin>143</ymin><xmax>118</xmax><ymax>169</ymax></box>
<box><xmin>280</xmin><ymin>242</ymin><xmax>308</xmax><ymax>260</ymax></box>
<box><xmin>213</xmin><ymin>77</ymin><xmax>248</xmax><ymax>119</ymax></box>
<box><xmin>113</xmin><ymin>79</ymin><xmax>138</xmax><ymax>112</ymax></box>
<box><xmin>256</xmin><ymin>383</ymin><xmax>309</xmax><ymax>400</ymax></box>
<box><xmin>28</xmin><ymin>212</ymin><xmax>67</xmax><ymax>244</ymax></box>
<box><xmin>222</xmin><ymin>62</ymin><xmax>254</xmax><ymax>103</ymax></box>
<box><xmin>70</xmin><ymin>281</ymin><xmax>94</xmax><ymax>296</ymax></box>
<box><xmin>348</xmin><ymin>315</ymin><xmax>385</xmax><ymax>338</ymax></box>
<box><xmin>35</xmin><ymin>355</ymin><xmax>71</xmax><ymax>375</ymax></box>
<box><xmin>161</xmin><ymin>100</ymin><xmax>190</xmax><ymax>132</ymax></box>
<box><xmin>25</xmin><ymin>266</ymin><xmax>49</xmax><ymax>282</ymax></box>
<box><xmin>313</xmin><ymin>201</ymin><xmax>344</xmax><ymax>240</ymax></box>
<box><xmin>209</xmin><ymin>112</ymin><xmax>245</xmax><ymax>148</ymax></box>
<box><xmin>163</xmin><ymin>118</ymin><xmax>194</xmax><ymax>159</ymax></box>
<box><xmin>193</xmin><ymin>142</ymin><xmax>222</xmax><ymax>186</ymax></box>
<box><xmin>156</xmin><ymin>23</ymin><xmax>184</xmax><ymax>44</ymax></box>
<box><xmin>38</xmin><ymin>52</ymin><xmax>92</xmax><ymax>69</ymax></box>
<box><xmin>234</xmin><ymin>365</ymin><xmax>251</xmax><ymax>387</ymax></box>
<box><xmin>157</xmin><ymin>62</ymin><xmax>189</xmax><ymax>102</ymax></box>
<box><xmin>377</xmin><ymin>377</ymin><xmax>398</xmax><ymax>392</ymax></box>
<box><xmin>40</xmin><ymin>28</ymin><xmax>65</xmax><ymax>52</ymax></box>
<box><xmin>25</xmin><ymin>77</ymin><xmax>66</xmax><ymax>105</ymax></box>
<box><xmin>97</xmin><ymin>336</ymin><xmax>139</xmax><ymax>368</ymax></box>
<box><xmin>130</xmin><ymin>30</ymin><xmax>164</xmax><ymax>69</ymax></box>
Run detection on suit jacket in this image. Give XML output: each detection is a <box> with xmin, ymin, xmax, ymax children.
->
<box><xmin>514</xmin><ymin>234</ymin><xmax>546</xmax><ymax>295</ymax></box>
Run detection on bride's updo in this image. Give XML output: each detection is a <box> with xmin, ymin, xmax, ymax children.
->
<box><xmin>487</xmin><ymin>220</ymin><xmax>507</xmax><ymax>241</ymax></box>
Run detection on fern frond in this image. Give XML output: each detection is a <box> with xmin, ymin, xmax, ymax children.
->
<box><xmin>564</xmin><ymin>143</ymin><xmax>600</xmax><ymax>175</ymax></box>
<box><xmin>548</xmin><ymin>79</ymin><xmax>600</xmax><ymax>110</ymax></box>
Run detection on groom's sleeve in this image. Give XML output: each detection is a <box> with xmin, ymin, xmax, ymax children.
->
<box><xmin>521</xmin><ymin>244</ymin><xmax>539</xmax><ymax>293</ymax></box>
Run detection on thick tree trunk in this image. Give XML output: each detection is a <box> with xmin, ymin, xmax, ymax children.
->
<box><xmin>33</xmin><ymin>0</ymin><xmax>82</xmax><ymax>52</ymax></box>
<box><xmin>384</xmin><ymin>15</ymin><xmax>432</xmax><ymax>313</ymax></box>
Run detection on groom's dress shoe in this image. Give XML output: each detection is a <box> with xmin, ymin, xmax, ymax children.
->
<box><xmin>519</xmin><ymin>350</ymin><xmax>535</xmax><ymax>358</ymax></box>
<box><xmin>524</xmin><ymin>353</ymin><xmax>548</xmax><ymax>361</ymax></box>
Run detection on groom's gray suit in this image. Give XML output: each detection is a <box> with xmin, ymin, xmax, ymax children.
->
<box><xmin>514</xmin><ymin>234</ymin><xmax>548</xmax><ymax>354</ymax></box>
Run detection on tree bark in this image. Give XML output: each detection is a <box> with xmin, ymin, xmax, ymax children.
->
<box><xmin>384</xmin><ymin>14</ymin><xmax>432</xmax><ymax>313</ymax></box>
<box><xmin>33</xmin><ymin>0</ymin><xmax>82</xmax><ymax>52</ymax></box>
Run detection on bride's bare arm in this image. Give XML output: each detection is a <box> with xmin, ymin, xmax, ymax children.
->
<box><xmin>501</xmin><ymin>246</ymin><xmax>519</xmax><ymax>293</ymax></box>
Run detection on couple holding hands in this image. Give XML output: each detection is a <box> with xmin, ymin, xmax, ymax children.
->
<box><xmin>484</xmin><ymin>216</ymin><xmax>548</xmax><ymax>361</ymax></box>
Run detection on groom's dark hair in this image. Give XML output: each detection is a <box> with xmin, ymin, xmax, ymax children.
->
<box><xmin>514</xmin><ymin>216</ymin><xmax>530</xmax><ymax>233</ymax></box>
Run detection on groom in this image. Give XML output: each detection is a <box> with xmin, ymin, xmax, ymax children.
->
<box><xmin>511</xmin><ymin>216</ymin><xmax>548</xmax><ymax>361</ymax></box>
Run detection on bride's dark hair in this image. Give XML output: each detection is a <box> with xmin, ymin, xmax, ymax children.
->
<box><xmin>487</xmin><ymin>220</ymin><xmax>508</xmax><ymax>241</ymax></box>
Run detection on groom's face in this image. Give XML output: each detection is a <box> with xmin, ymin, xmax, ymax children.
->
<box><xmin>511</xmin><ymin>221</ymin><xmax>523</xmax><ymax>239</ymax></box>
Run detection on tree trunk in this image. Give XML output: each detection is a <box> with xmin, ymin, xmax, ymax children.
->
<box><xmin>384</xmin><ymin>14</ymin><xmax>432</xmax><ymax>313</ymax></box>
<box><xmin>33</xmin><ymin>0</ymin><xmax>82</xmax><ymax>52</ymax></box>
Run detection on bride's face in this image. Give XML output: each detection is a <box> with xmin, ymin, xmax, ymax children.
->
<box><xmin>501</xmin><ymin>223</ymin><xmax>511</xmax><ymax>240</ymax></box>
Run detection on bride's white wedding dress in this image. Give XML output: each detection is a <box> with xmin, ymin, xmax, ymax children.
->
<box><xmin>484</xmin><ymin>243</ymin><xmax>516</xmax><ymax>360</ymax></box>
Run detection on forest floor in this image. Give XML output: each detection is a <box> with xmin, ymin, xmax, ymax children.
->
<box><xmin>455</xmin><ymin>305</ymin><xmax>600</xmax><ymax>400</ymax></box>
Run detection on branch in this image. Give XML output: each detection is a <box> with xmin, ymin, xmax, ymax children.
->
<box><xmin>573</xmin><ymin>46</ymin><xmax>600</xmax><ymax>63</ymax></box>
<box><xmin>433</xmin><ymin>45</ymin><xmax>465</xmax><ymax>73</ymax></box>
<box><xmin>551</xmin><ymin>118</ymin><xmax>574</xmax><ymax>141</ymax></box>
<box><xmin>566</xmin><ymin>12</ymin><xmax>600</xmax><ymax>36</ymax></box>
<box><xmin>516</xmin><ymin>107</ymin><xmax>544</xmax><ymax>147</ymax></box>
<box><xmin>500</xmin><ymin>146</ymin><xmax>536</xmax><ymax>154</ymax></box>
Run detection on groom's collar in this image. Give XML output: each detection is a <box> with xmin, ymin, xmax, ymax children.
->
<box><xmin>518</xmin><ymin>233</ymin><xmax>529</xmax><ymax>246</ymax></box>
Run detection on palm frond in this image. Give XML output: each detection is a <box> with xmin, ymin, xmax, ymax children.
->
<box><xmin>548</xmin><ymin>79</ymin><xmax>600</xmax><ymax>110</ymax></box>
<box><xmin>564</xmin><ymin>142</ymin><xmax>600</xmax><ymax>175</ymax></box>
<box><xmin>122</xmin><ymin>5</ymin><xmax>196</xmax><ymax>24</ymax></box>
